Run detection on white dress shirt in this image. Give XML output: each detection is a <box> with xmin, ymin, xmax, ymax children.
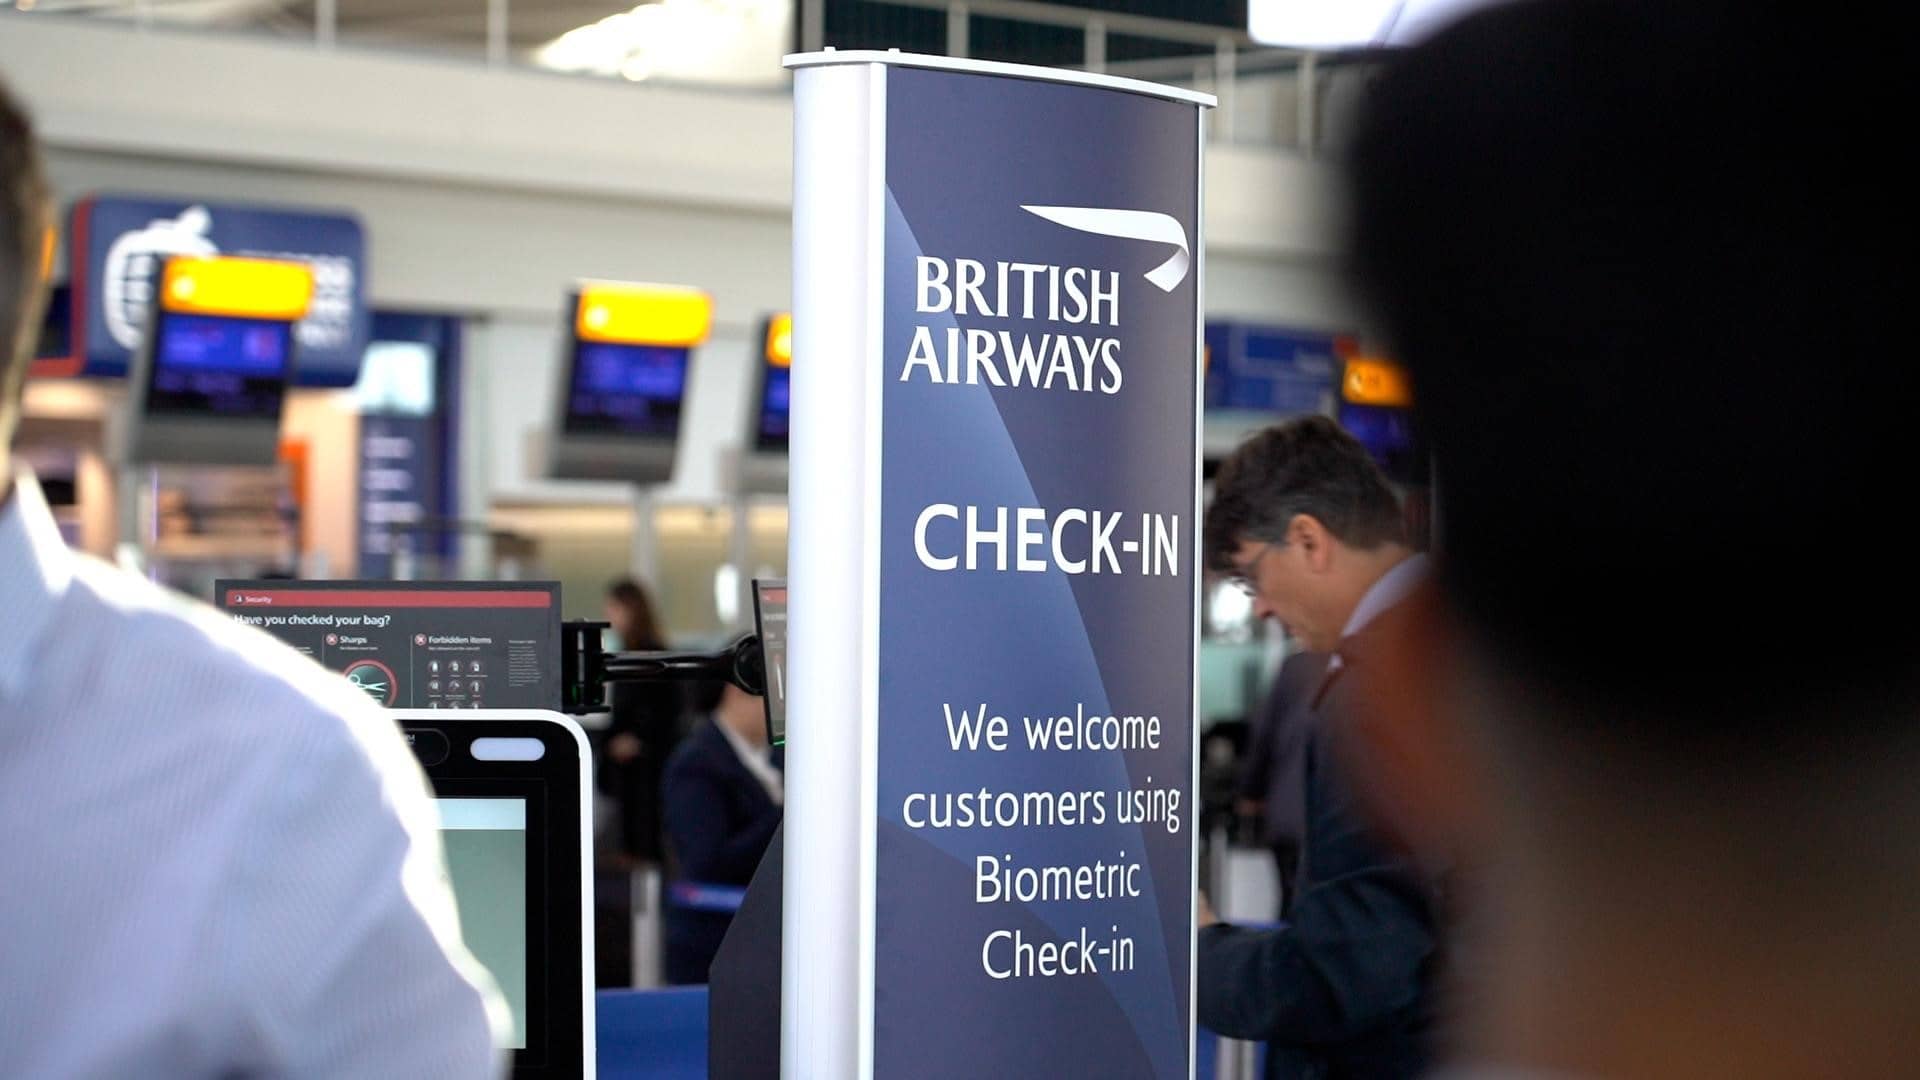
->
<box><xmin>716</xmin><ymin>716</ymin><xmax>784</xmax><ymax>806</ymax></box>
<box><xmin>0</xmin><ymin>472</ymin><xmax>505</xmax><ymax>1078</ymax></box>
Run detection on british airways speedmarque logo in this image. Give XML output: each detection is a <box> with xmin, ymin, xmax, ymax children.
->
<box><xmin>900</xmin><ymin>203</ymin><xmax>1188</xmax><ymax>395</ymax></box>
<box><xmin>1020</xmin><ymin>206</ymin><xmax>1191</xmax><ymax>291</ymax></box>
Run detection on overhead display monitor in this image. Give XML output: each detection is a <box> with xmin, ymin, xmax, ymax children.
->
<box><xmin>737</xmin><ymin>312</ymin><xmax>791</xmax><ymax>495</ymax></box>
<box><xmin>144</xmin><ymin>312</ymin><xmax>294</xmax><ymax>418</ymax></box>
<box><xmin>216</xmin><ymin>579</ymin><xmax>564</xmax><ymax>711</ymax></box>
<box><xmin>1339</xmin><ymin>355</ymin><xmax>1425</xmax><ymax>486</ymax></box>
<box><xmin>563</xmin><ymin>340</ymin><xmax>688</xmax><ymax>438</ymax></box>
<box><xmin>548</xmin><ymin>280</ymin><xmax>711</xmax><ymax>484</ymax></box>
<box><xmin>755</xmin><ymin>313</ymin><xmax>792</xmax><ymax>452</ymax></box>
<box><xmin>123</xmin><ymin>255</ymin><xmax>313</xmax><ymax>465</ymax></box>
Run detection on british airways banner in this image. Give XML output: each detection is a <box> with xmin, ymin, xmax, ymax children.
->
<box><xmin>785</xmin><ymin>54</ymin><xmax>1210</xmax><ymax>1079</ymax></box>
<box><xmin>68</xmin><ymin>196</ymin><xmax>367</xmax><ymax>385</ymax></box>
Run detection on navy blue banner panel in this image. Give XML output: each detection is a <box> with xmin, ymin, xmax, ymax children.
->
<box><xmin>874</xmin><ymin>66</ymin><xmax>1200</xmax><ymax>1079</ymax></box>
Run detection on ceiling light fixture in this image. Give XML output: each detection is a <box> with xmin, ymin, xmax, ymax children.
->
<box><xmin>1247</xmin><ymin>0</ymin><xmax>1493</xmax><ymax>49</ymax></box>
<box><xmin>535</xmin><ymin>0</ymin><xmax>789</xmax><ymax>86</ymax></box>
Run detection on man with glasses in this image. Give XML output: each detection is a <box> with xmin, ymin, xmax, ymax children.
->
<box><xmin>1198</xmin><ymin>415</ymin><xmax>1438</xmax><ymax>1079</ymax></box>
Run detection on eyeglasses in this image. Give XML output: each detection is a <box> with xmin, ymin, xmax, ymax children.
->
<box><xmin>1225</xmin><ymin>541</ymin><xmax>1277</xmax><ymax>598</ymax></box>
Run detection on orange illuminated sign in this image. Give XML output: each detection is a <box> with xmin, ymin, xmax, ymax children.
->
<box><xmin>1342</xmin><ymin>357</ymin><xmax>1413</xmax><ymax>407</ymax></box>
<box><xmin>765</xmin><ymin>312</ymin><xmax>792</xmax><ymax>367</ymax></box>
<box><xmin>160</xmin><ymin>256</ymin><xmax>315</xmax><ymax>321</ymax></box>
<box><xmin>575</xmin><ymin>281</ymin><xmax>713</xmax><ymax>347</ymax></box>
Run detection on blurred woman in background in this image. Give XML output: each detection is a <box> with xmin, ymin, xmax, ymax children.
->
<box><xmin>599</xmin><ymin>577</ymin><xmax>686</xmax><ymax>868</ymax></box>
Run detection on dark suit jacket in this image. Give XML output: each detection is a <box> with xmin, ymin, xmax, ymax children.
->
<box><xmin>660</xmin><ymin>718</ymin><xmax>783</xmax><ymax>985</ymax></box>
<box><xmin>597</xmin><ymin>679</ymin><xmax>685</xmax><ymax>862</ymax></box>
<box><xmin>1237</xmin><ymin>652</ymin><xmax>1333</xmax><ymax>852</ymax></box>
<box><xmin>1199</xmin><ymin>614</ymin><xmax>1439</xmax><ymax>1079</ymax></box>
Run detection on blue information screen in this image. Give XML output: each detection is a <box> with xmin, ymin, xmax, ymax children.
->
<box><xmin>1205</xmin><ymin>323</ymin><xmax>1340</xmax><ymax>414</ymax></box>
<box><xmin>145</xmin><ymin>312</ymin><xmax>293</xmax><ymax>418</ymax></box>
<box><xmin>563</xmin><ymin>341</ymin><xmax>688</xmax><ymax>437</ymax></box>
<box><xmin>1339</xmin><ymin>402</ymin><xmax>1420</xmax><ymax>481</ymax></box>
<box><xmin>755</xmin><ymin>363</ymin><xmax>790</xmax><ymax>450</ymax></box>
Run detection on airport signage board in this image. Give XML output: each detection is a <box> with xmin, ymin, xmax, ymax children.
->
<box><xmin>786</xmin><ymin>53</ymin><xmax>1209</xmax><ymax>1079</ymax></box>
<box><xmin>54</xmin><ymin>195</ymin><xmax>367</xmax><ymax>385</ymax></box>
<box><xmin>1204</xmin><ymin>322</ymin><xmax>1348</xmax><ymax>415</ymax></box>
<box><xmin>216</xmin><ymin>580</ymin><xmax>562</xmax><ymax>711</ymax></box>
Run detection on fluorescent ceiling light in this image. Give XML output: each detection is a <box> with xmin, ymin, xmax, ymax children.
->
<box><xmin>1248</xmin><ymin>0</ymin><xmax>1494</xmax><ymax>49</ymax></box>
<box><xmin>535</xmin><ymin>0</ymin><xmax>790</xmax><ymax>87</ymax></box>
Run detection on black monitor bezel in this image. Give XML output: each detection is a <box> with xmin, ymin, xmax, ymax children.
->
<box><xmin>398</xmin><ymin>713</ymin><xmax>588</xmax><ymax>1080</ymax></box>
<box><xmin>559</xmin><ymin>294</ymin><xmax>692</xmax><ymax>441</ymax></box>
<box><xmin>751</xmin><ymin>578</ymin><xmax>787</xmax><ymax>747</ymax></box>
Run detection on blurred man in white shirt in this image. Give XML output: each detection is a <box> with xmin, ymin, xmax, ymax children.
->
<box><xmin>0</xmin><ymin>76</ymin><xmax>504</xmax><ymax>1078</ymax></box>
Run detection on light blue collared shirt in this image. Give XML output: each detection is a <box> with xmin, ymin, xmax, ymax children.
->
<box><xmin>0</xmin><ymin>471</ymin><xmax>504</xmax><ymax>1077</ymax></box>
<box><xmin>1329</xmin><ymin>552</ymin><xmax>1431</xmax><ymax>670</ymax></box>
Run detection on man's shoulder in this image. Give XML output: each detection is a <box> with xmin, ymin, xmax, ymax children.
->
<box><xmin>666</xmin><ymin>721</ymin><xmax>732</xmax><ymax>776</ymax></box>
<box><xmin>57</xmin><ymin>559</ymin><xmax>390</xmax><ymax>743</ymax></box>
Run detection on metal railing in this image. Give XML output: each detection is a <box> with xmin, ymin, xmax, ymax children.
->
<box><xmin>828</xmin><ymin>0</ymin><xmax>1325</xmax><ymax>151</ymax></box>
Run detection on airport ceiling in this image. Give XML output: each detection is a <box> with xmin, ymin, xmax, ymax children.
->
<box><xmin>27</xmin><ymin>1</ymin><xmax>1250</xmax><ymax>68</ymax></box>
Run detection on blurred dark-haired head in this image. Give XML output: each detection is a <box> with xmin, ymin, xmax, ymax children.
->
<box><xmin>604</xmin><ymin>576</ymin><xmax>664</xmax><ymax>652</ymax></box>
<box><xmin>1</xmin><ymin>77</ymin><xmax>54</xmax><ymax>443</ymax></box>
<box><xmin>1346</xmin><ymin>0</ymin><xmax>1908</xmax><ymax>732</ymax></box>
<box><xmin>1338</xmin><ymin>6</ymin><xmax>1920</xmax><ymax>1062</ymax></box>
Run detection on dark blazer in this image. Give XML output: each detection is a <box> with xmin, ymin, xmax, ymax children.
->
<box><xmin>660</xmin><ymin>718</ymin><xmax>783</xmax><ymax>985</ymax></box>
<box><xmin>1237</xmin><ymin>650</ymin><xmax>1333</xmax><ymax>906</ymax></box>
<box><xmin>1199</xmin><ymin>612</ymin><xmax>1439</xmax><ymax>1079</ymax></box>
<box><xmin>597</xmin><ymin>679</ymin><xmax>685</xmax><ymax>862</ymax></box>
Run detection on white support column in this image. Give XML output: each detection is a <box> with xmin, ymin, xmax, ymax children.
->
<box><xmin>1215</xmin><ymin>36</ymin><xmax>1237</xmax><ymax>145</ymax></box>
<box><xmin>801</xmin><ymin>0</ymin><xmax>826</xmax><ymax>54</ymax></box>
<box><xmin>1296</xmin><ymin>51</ymin><xmax>1319</xmax><ymax>158</ymax></box>
<box><xmin>783</xmin><ymin>59</ymin><xmax>885</xmax><ymax>1080</ymax></box>
<box><xmin>487</xmin><ymin>0</ymin><xmax>509</xmax><ymax>67</ymax></box>
<box><xmin>947</xmin><ymin>3</ymin><xmax>970</xmax><ymax>59</ymax></box>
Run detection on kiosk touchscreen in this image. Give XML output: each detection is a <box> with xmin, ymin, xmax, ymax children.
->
<box><xmin>547</xmin><ymin>281</ymin><xmax>712</xmax><ymax>483</ymax></box>
<box><xmin>124</xmin><ymin>255</ymin><xmax>313</xmax><ymax>465</ymax></box>
<box><xmin>217</xmin><ymin>580</ymin><xmax>563</xmax><ymax>710</ymax></box>
<box><xmin>394</xmin><ymin>710</ymin><xmax>593</xmax><ymax>1079</ymax></box>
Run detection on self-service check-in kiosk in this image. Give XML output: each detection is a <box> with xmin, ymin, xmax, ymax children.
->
<box><xmin>222</xmin><ymin>577</ymin><xmax>789</xmax><ymax>1078</ymax></box>
<box><xmin>123</xmin><ymin>255</ymin><xmax>312</xmax><ymax>465</ymax></box>
<box><xmin>219</xmin><ymin>581</ymin><xmax>594</xmax><ymax>1079</ymax></box>
<box><xmin>546</xmin><ymin>281</ymin><xmax>711</xmax><ymax>485</ymax></box>
<box><xmin>398</xmin><ymin>710</ymin><xmax>595</xmax><ymax>1078</ymax></box>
